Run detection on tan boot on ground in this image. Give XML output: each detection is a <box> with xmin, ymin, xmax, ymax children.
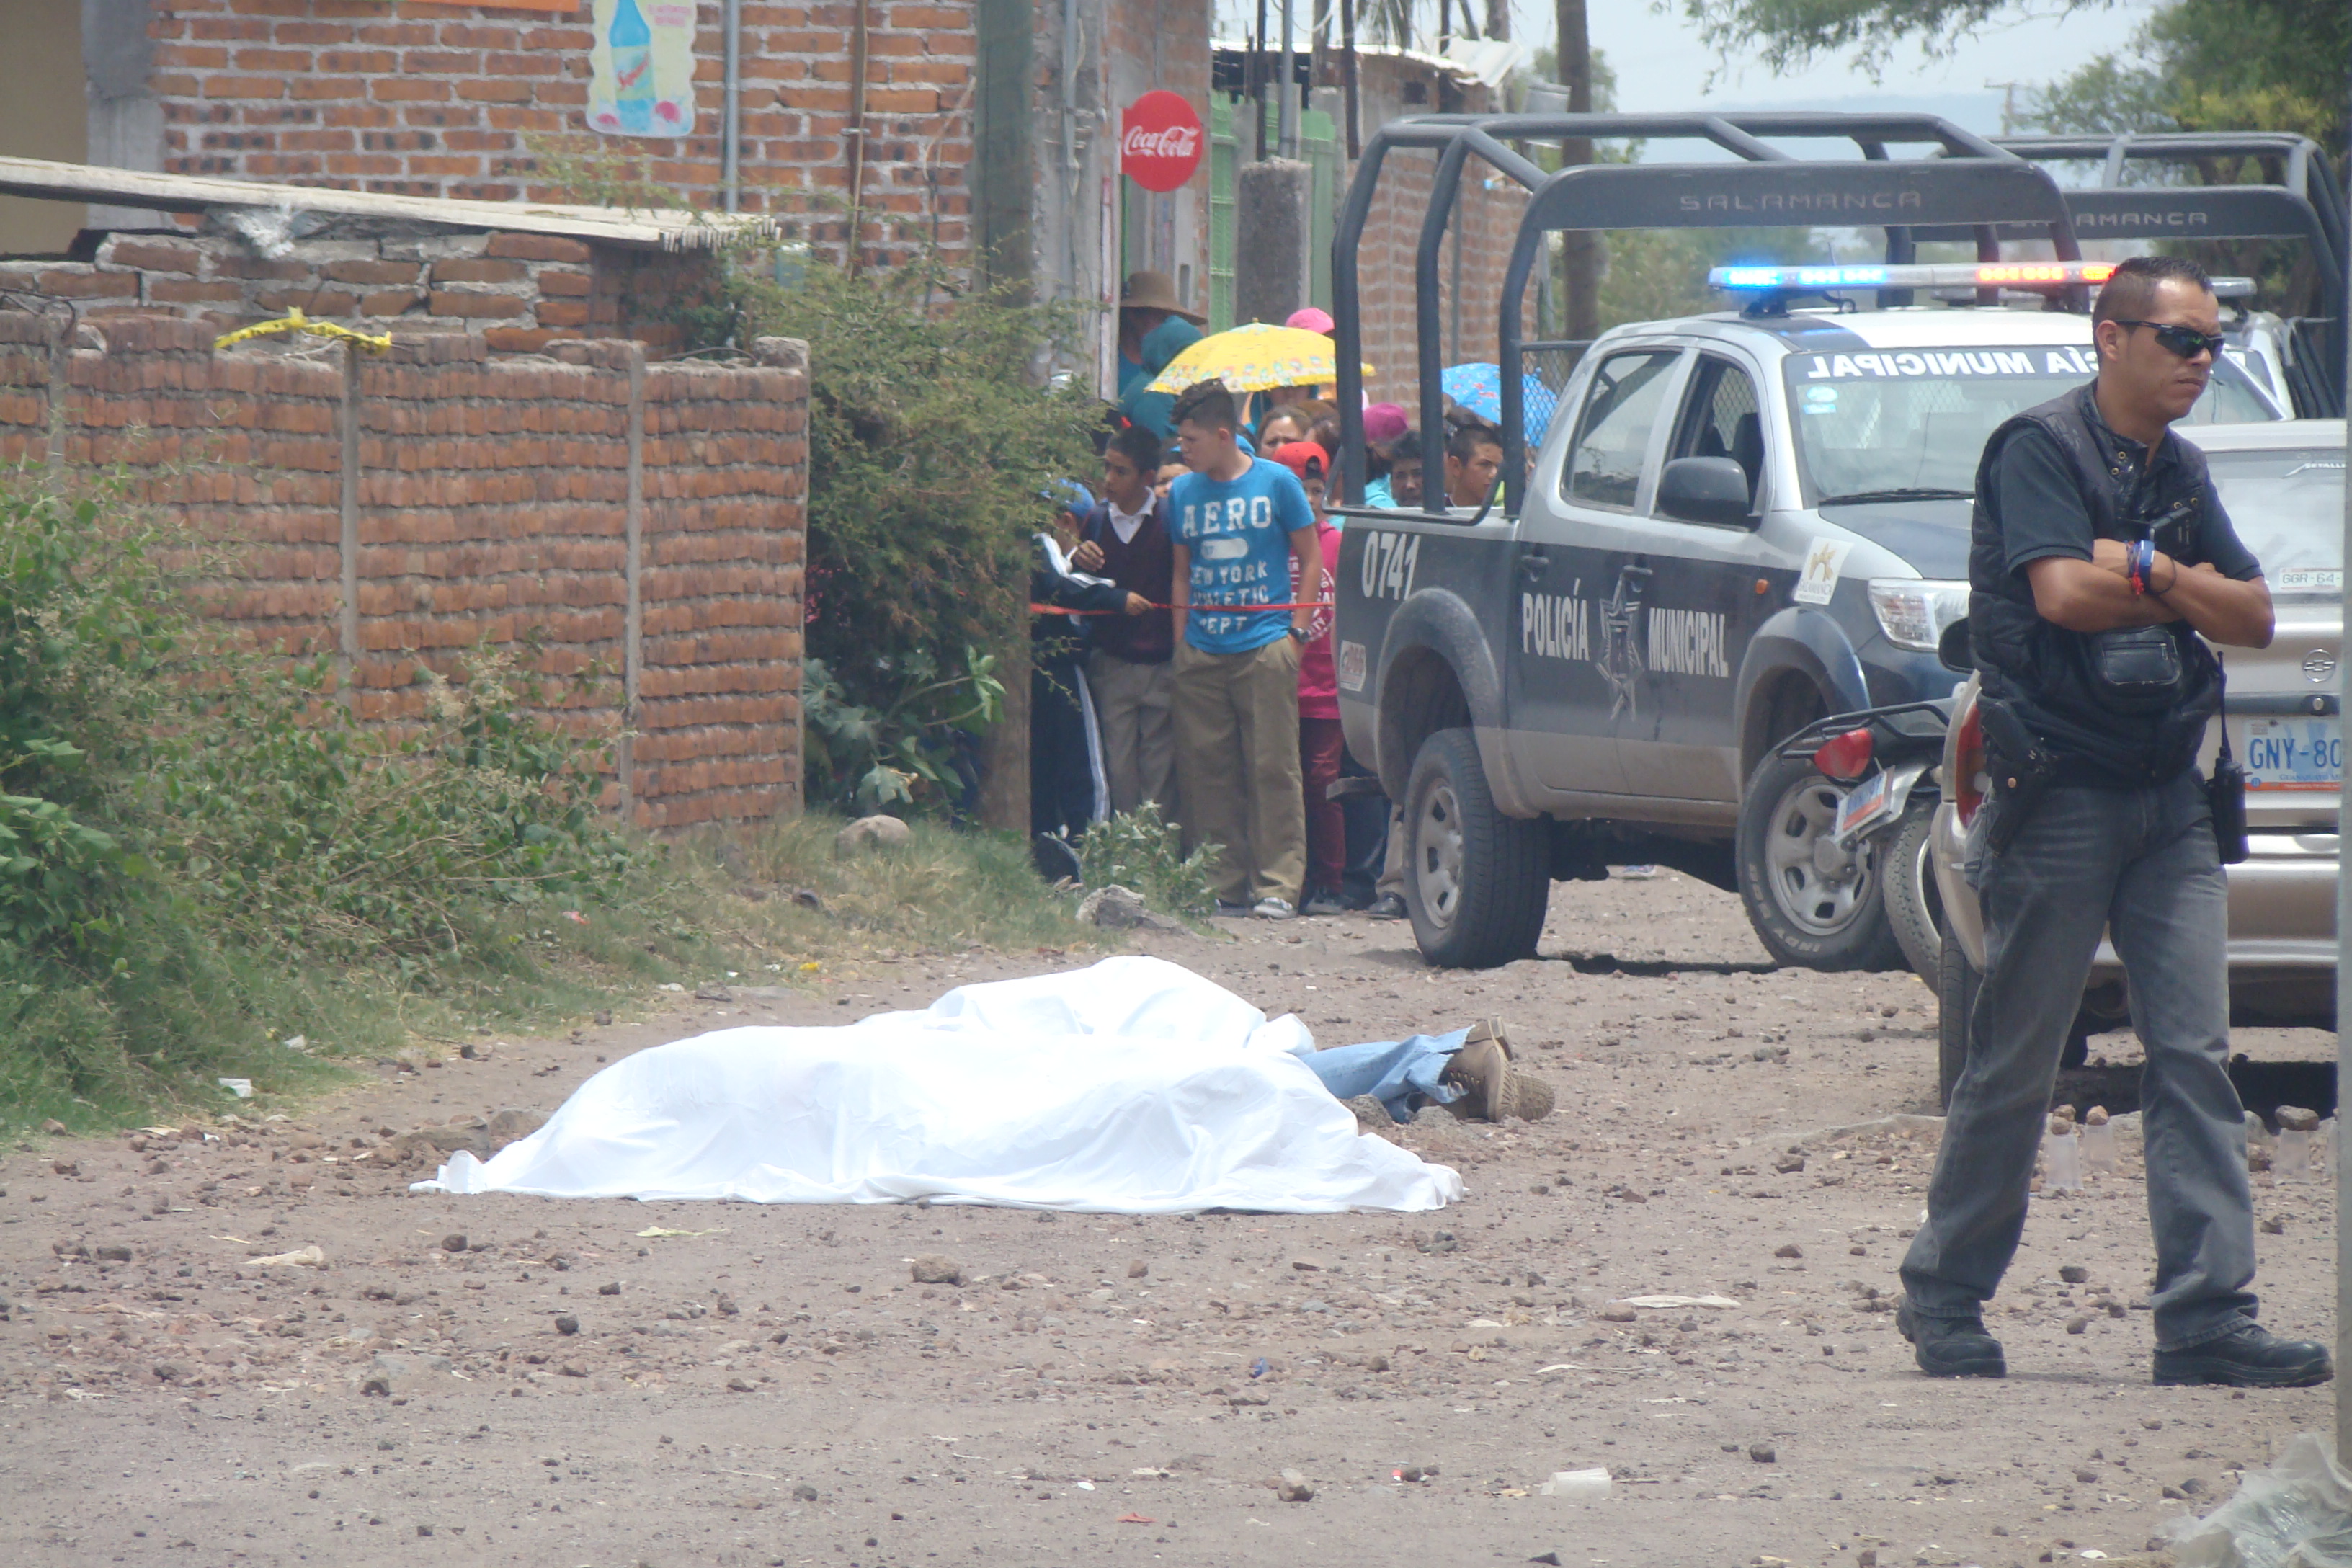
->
<box><xmin>1439</xmin><ymin>1037</ymin><xmax>1555</xmax><ymax>1123</ymax></box>
<box><xmin>1502</xmin><ymin>1071</ymin><xmax>1555</xmax><ymax>1121</ymax></box>
<box><xmin>1462</xmin><ymin>1016</ymin><xmax>1515</xmax><ymax>1059</ymax></box>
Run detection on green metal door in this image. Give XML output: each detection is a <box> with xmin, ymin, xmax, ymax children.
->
<box><xmin>1301</xmin><ymin>106</ymin><xmax>1340</xmax><ymax>313</ymax></box>
<box><xmin>1208</xmin><ymin>96</ymin><xmax>1238</xmax><ymax>331</ymax></box>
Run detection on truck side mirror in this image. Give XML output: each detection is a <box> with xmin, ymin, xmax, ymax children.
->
<box><xmin>1938</xmin><ymin>616</ymin><xmax>1972</xmax><ymax>672</ymax></box>
<box><xmin>1655</xmin><ymin>456</ymin><xmax>1754</xmax><ymax>527</ymax></box>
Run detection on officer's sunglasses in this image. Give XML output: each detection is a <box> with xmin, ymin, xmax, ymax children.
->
<box><xmin>2110</xmin><ymin>319</ymin><xmax>2228</xmax><ymax>360</ymax></box>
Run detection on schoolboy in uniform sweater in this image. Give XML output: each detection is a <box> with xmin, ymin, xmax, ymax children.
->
<box><xmin>1071</xmin><ymin>424</ymin><xmax>1181</xmax><ymax>819</ymax></box>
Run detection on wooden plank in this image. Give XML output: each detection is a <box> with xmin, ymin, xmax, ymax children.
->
<box><xmin>0</xmin><ymin>156</ymin><xmax>773</xmax><ymax>252</ymax></box>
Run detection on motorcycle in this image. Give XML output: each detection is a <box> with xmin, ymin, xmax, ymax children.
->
<box><xmin>1767</xmin><ymin>698</ymin><xmax>1954</xmax><ymax>984</ymax></box>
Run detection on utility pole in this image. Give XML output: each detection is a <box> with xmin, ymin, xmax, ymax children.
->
<box><xmin>1340</xmin><ymin>0</ymin><xmax>1359</xmax><ymax>158</ymax></box>
<box><xmin>1985</xmin><ymin>79</ymin><xmax>2025</xmax><ymax>136</ymax></box>
<box><xmin>1554</xmin><ymin>0</ymin><xmax>1600</xmax><ymax>343</ymax></box>
<box><xmin>1278</xmin><ymin>0</ymin><xmax>1297</xmax><ymax>157</ymax></box>
<box><xmin>1485</xmin><ymin>0</ymin><xmax>1508</xmax><ymax>42</ymax></box>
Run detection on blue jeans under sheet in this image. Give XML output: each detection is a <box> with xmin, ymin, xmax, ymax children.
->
<box><xmin>1292</xmin><ymin>1027</ymin><xmax>1469</xmax><ymax>1124</ymax></box>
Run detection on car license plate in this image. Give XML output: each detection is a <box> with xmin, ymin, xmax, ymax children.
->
<box><xmin>2241</xmin><ymin>717</ymin><xmax>2342</xmax><ymax>792</ymax></box>
<box><xmin>1832</xmin><ymin>770</ymin><xmax>1892</xmax><ymax>840</ymax></box>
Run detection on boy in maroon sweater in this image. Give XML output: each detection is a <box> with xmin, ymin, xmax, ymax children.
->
<box><xmin>1072</xmin><ymin>424</ymin><xmax>1180</xmax><ymax>819</ymax></box>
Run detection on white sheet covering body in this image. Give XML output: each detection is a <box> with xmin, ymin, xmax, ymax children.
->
<box><xmin>417</xmin><ymin>957</ymin><xmax>1461</xmax><ymax>1213</ymax></box>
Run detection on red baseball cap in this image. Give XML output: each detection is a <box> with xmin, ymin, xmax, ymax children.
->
<box><xmin>1270</xmin><ymin>440</ymin><xmax>1332</xmax><ymax>485</ymax></box>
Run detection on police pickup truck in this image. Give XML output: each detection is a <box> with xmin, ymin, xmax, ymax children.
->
<box><xmin>1325</xmin><ymin>112</ymin><xmax>2304</xmax><ymax>969</ymax></box>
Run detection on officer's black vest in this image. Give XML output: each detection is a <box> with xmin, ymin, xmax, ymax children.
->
<box><xmin>1966</xmin><ymin>384</ymin><xmax>2222</xmax><ymax>788</ymax></box>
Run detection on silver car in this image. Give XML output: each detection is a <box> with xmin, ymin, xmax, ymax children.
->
<box><xmin>1924</xmin><ymin>419</ymin><xmax>2344</xmax><ymax>1106</ymax></box>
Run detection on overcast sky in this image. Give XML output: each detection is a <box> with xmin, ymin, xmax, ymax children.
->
<box><xmin>1587</xmin><ymin>0</ymin><xmax>2152</xmax><ymax>120</ymax></box>
<box><xmin>1212</xmin><ymin>2</ymin><xmax>2157</xmax><ymax>132</ymax></box>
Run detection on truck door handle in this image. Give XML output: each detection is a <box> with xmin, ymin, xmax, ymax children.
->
<box><xmin>1518</xmin><ymin>553</ymin><xmax>1551</xmax><ymax>582</ymax></box>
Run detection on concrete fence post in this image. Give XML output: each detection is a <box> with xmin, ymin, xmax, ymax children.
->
<box><xmin>1234</xmin><ymin>159</ymin><xmax>1314</xmax><ymax>328</ymax></box>
<box><xmin>337</xmin><ymin>339</ymin><xmax>361</xmax><ymax>704</ymax></box>
<box><xmin>620</xmin><ymin>342</ymin><xmax>646</xmax><ymax>817</ymax></box>
<box><xmin>42</xmin><ymin>312</ymin><xmax>67</xmax><ymax>476</ymax></box>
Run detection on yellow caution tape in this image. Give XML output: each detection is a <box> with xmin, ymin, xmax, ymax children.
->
<box><xmin>213</xmin><ymin>306</ymin><xmax>392</xmax><ymax>354</ymax></box>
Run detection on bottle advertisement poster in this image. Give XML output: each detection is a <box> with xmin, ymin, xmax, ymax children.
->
<box><xmin>588</xmin><ymin>0</ymin><xmax>696</xmax><ymax>138</ymax></box>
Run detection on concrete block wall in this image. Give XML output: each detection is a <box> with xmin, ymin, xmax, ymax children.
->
<box><xmin>0</xmin><ymin>313</ymin><xmax>805</xmax><ymax>830</ymax></box>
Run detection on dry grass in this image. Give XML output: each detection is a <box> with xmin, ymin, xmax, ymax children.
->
<box><xmin>675</xmin><ymin>813</ymin><xmax>1118</xmax><ymax>971</ymax></box>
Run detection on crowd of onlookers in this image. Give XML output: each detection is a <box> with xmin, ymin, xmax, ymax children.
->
<box><xmin>1026</xmin><ymin>271</ymin><xmax>1510</xmax><ymax>920</ymax></box>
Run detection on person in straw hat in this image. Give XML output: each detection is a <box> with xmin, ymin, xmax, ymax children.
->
<box><xmin>1117</xmin><ymin>270</ymin><xmax>1206</xmax><ymax>404</ymax></box>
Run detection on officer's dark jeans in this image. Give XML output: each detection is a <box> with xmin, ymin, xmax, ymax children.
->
<box><xmin>1899</xmin><ymin>770</ymin><xmax>2258</xmax><ymax>1351</ymax></box>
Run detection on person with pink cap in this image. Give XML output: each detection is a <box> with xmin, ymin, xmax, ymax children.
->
<box><xmin>1284</xmin><ymin>306</ymin><xmax>1336</xmax><ymax>337</ymax></box>
<box><xmin>1360</xmin><ymin>403</ymin><xmax>1412</xmax><ymax>508</ymax></box>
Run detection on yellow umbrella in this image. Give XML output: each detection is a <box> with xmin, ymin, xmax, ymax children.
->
<box><xmin>1143</xmin><ymin>321</ymin><xmax>1373</xmax><ymax>395</ymax></box>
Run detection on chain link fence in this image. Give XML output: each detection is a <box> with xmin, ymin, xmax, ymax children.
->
<box><xmin>1518</xmin><ymin>339</ymin><xmax>1590</xmax><ymax>451</ymax></box>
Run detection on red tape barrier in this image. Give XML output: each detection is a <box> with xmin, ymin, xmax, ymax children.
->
<box><xmin>1032</xmin><ymin>600</ymin><xmax>1335</xmax><ymax>617</ymax></box>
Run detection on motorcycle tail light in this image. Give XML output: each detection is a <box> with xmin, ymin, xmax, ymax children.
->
<box><xmin>1812</xmin><ymin>726</ymin><xmax>1874</xmax><ymax>783</ymax></box>
<box><xmin>1953</xmin><ymin>704</ymin><xmax>1986</xmax><ymax>825</ymax></box>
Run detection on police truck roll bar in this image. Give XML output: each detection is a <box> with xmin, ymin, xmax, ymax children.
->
<box><xmin>1968</xmin><ymin>133</ymin><xmax>2348</xmax><ymax>414</ymax></box>
<box><xmin>1330</xmin><ymin>112</ymin><xmax>2087</xmax><ymax>520</ymax></box>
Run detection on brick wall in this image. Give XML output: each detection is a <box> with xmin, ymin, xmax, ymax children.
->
<box><xmin>0</xmin><ymin>224</ymin><xmax>713</xmax><ymax>355</ymax></box>
<box><xmin>1333</xmin><ymin>63</ymin><xmax>1534</xmax><ymax>413</ymax></box>
<box><xmin>0</xmin><ymin>312</ymin><xmax>805</xmax><ymax>830</ymax></box>
<box><xmin>145</xmin><ymin>0</ymin><xmax>976</xmax><ymax>274</ymax></box>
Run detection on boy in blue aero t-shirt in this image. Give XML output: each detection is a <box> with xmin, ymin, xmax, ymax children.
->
<box><xmin>1166</xmin><ymin>379</ymin><xmax>1325</xmax><ymax>919</ymax></box>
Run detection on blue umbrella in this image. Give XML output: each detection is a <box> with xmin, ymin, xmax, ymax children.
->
<box><xmin>1441</xmin><ymin>362</ymin><xmax>1562</xmax><ymax>445</ymax></box>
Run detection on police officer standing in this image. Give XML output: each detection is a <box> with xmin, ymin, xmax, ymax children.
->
<box><xmin>1898</xmin><ymin>255</ymin><xmax>2331</xmax><ymax>1388</ymax></box>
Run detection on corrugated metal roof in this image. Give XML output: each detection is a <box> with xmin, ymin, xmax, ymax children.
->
<box><xmin>0</xmin><ymin>156</ymin><xmax>775</xmax><ymax>252</ymax></box>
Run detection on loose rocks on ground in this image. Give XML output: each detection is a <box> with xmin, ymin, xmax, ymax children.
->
<box><xmin>834</xmin><ymin>815</ymin><xmax>912</xmax><ymax>855</ymax></box>
<box><xmin>1077</xmin><ymin>884</ymin><xmax>1187</xmax><ymax>933</ymax></box>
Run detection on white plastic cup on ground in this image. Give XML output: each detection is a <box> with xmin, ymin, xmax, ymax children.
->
<box><xmin>1538</xmin><ymin>1469</ymin><xmax>1612</xmax><ymax>1499</ymax></box>
<box><xmin>2043</xmin><ymin>1121</ymin><xmax>2082</xmax><ymax>1192</ymax></box>
<box><xmin>2081</xmin><ymin>1116</ymin><xmax>2118</xmax><ymax>1176</ymax></box>
<box><xmin>2275</xmin><ymin>1107</ymin><xmax>2325</xmax><ymax>1185</ymax></box>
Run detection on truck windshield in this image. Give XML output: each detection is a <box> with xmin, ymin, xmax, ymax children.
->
<box><xmin>2203</xmin><ymin>447</ymin><xmax>2346</xmax><ymax>598</ymax></box>
<box><xmin>1784</xmin><ymin>345</ymin><xmax>2278</xmax><ymax>504</ymax></box>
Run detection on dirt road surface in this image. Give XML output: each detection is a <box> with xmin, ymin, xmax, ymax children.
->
<box><xmin>0</xmin><ymin>872</ymin><xmax>2333</xmax><ymax>1568</ymax></box>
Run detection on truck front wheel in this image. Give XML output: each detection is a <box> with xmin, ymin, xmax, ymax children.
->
<box><xmin>1404</xmin><ymin>728</ymin><xmax>1549</xmax><ymax>968</ymax></box>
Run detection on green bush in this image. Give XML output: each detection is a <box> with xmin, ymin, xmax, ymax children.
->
<box><xmin>801</xmin><ymin>645</ymin><xmax>1002</xmax><ymax>817</ymax></box>
<box><xmin>0</xmin><ymin>488</ymin><xmax>182</xmax><ymax>963</ymax></box>
<box><xmin>527</xmin><ymin>143</ymin><xmax>1098</xmax><ymax>818</ymax></box>
<box><xmin>157</xmin><ymin>647</ymin><xmax>642</xmax><ymax>963</ymax></box>
<box><xmin>731</xmin><ymin>259</ymin><xmax>1100</xmax><ymax>721</ymax></box>
<box><xmin>1076</xmin><ymin>803</ymin><xmax>1220</xmax><ymax>918</ymax></box>
<box><xmin>0</xmin><ymin>479</ymin><xmax>655</xmax><ymax>1126</ymax></box>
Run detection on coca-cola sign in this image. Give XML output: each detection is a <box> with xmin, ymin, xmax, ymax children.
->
<box><xmin>1121</xmin><ymin>90</ymin><xmax>1204</xmax><ymax>192</ymax></box>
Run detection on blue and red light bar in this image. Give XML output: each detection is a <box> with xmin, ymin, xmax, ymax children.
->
<box><xmin>1707</xmin><ymin>261</ymin><xmax>2253</xmax><ymax>297</ymax></box>
<box><xmin>1709</xmin><ymin>261</ymin><xmax>2115</xmax><ymax>292</ymax></box>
